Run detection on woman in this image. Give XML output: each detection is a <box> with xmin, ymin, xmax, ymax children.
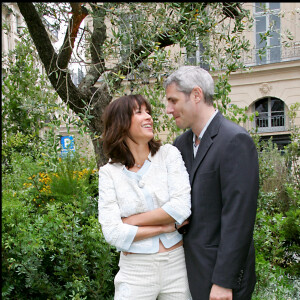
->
<box><xmin>98</xmin><ymin>94</ymin><xmax>191</xmax><ymax>300</ymax></box>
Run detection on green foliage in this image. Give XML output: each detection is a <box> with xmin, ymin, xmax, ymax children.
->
<box><xmin>254</xmin><ymin>209</ymin><xmax>299</xmax><ymax>274</ymax></box>
<box><xmin>2</xmin><ymin>27</ymin><xmax>58</xmax><ymax>171</ymax></box>
<box><xmin>252</xmin><ymin>127</ymin><xmax>300</xmax><ymax>298</ymax></box>
<box><xmin>285</xmin><ymin>103</ymin><xmax>300</xmax><ymax>187</ymax></box>
<box><xmin>2</xmin><ymin>201</ymin><xmax>118</xmax><ymax>299</ymax></box>
<box><xmin>253</xmin><ymin>252</ymin><xmax>299</xmax><ymax>300</ymax></box>
<box><xmin>2</xmin><ymin>152</ymin><xmax>118</xmax><ymax>300</ymax></box>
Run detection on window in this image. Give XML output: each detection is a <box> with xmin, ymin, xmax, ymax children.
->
<box><xmin>254</xmin><ymin>3</ymin><xmax>281</xmax><ymax>64</ymax></box>
<box><xmin>255</xmin><ymin>97</ymin><xmax>285</xmax><ymax>132</ymax></box>
<box><xmin>16</xmin><ymin>14</ymin><xmax>21</xmax><ymax>34</ymax></box>
<box><xmin>186</xmin><ymin>38</ymin><xmax>210</xmax><ymax>70</ymax></box>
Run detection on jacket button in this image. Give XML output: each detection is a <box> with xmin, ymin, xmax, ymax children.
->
<box><xmin>138</xmin><ymin>180</ymin><xmax>145</xmax><ymax>188</ymax></box>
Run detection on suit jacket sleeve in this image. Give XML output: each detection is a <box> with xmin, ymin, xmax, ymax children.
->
<box><xmin>211</xmin><ymin>132</ymin><xmax>259</xmax><ymax>288</ymax></box>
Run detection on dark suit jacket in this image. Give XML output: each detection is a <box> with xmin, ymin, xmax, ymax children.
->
<box><xmin>174</xmin><ymin>112</ymin><xmax>259</xmax><ymax>300</ymax></box>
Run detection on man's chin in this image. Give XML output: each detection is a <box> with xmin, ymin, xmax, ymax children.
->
<box><xmin>176</xmin><ymin>120</ymin><xmax>185</xmax><ymax>129</ymax></box>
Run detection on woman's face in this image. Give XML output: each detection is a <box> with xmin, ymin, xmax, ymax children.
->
<box><xmin>127</xmin><ymin>103</ymin><xmax>154</xmax><ymax>143</ymax></box>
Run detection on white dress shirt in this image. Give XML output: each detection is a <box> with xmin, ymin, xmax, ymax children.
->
<box><xmin>193</xmin><ymin>109</ymin><xmax>218</xmax><ymax>157</ymax></box>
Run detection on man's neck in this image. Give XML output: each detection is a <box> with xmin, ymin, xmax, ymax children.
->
<box><xmin>192</xmin><ymin>105</ymin><xmax>216</xmax><ymax>137</ymax></box>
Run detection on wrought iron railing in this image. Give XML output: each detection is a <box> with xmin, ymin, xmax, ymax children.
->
<box><xmin>255</xmin><ymin>111</ymin><xmax>286</xmax><ymax>132</ymax></box>
<box><xmin>186</xmin><ymin>42</ymin><xmax>300</xmax><ymax>69</ymax></box>
<box><xmin>242</xmin><ymin>42</ymin><xmax>300</xmax><ymax>66</ymax></box>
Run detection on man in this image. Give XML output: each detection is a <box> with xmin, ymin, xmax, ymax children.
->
<box><xmin>164</xmin><ymin>66</ymin><xmax>259</xmax><ymax>300</ymax></box>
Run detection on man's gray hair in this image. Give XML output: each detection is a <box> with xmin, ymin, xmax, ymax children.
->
<box><xmin>164</xmin><ymin>66</ymin><xmax>214</xmax><ymax>105</ymax></box>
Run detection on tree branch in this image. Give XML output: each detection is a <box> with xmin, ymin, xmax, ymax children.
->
<box><xmin>17</xmin><ymin>3</ymin><xmax>58</xmax><ymax>75</ymax></box>
<box><xmin>57</xmin><ymin>3</ymin><xmax>88</xmax><ymax>70</ymax></box>
<box><xmin>17</xmin><ymin>2</ymin><xmax>87</xmax><ymax>114</ymax></box>
<box><xmin>78</xmin><ymin>3</ymin><xmax>106</xmax><ymax>94</ymax></box>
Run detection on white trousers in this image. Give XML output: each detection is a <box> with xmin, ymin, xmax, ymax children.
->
<box><xmin>114</xmin><ymin>246</ymin><xmax>192</xmax><ymax>300</ymax></box>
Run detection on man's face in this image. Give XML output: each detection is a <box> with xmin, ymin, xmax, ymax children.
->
<box><xmin>166</xmin><ymin>83</ymin><xmax>195</xmax><ymax>129</ymax></box>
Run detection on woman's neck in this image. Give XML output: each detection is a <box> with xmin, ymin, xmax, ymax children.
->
<box><xmin>127</xmin><ymin>139</ymin><xmax>150</xmax><ymax>166</ymax></box>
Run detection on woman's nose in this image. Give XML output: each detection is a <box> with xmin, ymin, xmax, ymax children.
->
<box><xmin>144</xmin><ymin>111</ymin><xmax>152</xmax><ymax>119</ymax></box>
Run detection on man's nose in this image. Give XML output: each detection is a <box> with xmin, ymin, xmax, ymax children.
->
<box><xmin>166</xmin><ymin>102</ymin><xmax>173</xmax><ymax>114</ymax></box>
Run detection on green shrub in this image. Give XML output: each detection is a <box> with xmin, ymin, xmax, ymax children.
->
<box><xmin>253</xmin><ymin>133</ymin><xmax>300</xmax><ymax>298</ymax></box>
<box><xmin>256</xmin><ymin>139</ymin><xmax>292</xmax><ymax>213</ymax></box>
<box><xmin>253</xmin><ymin>207</ymin><xmax>300</xmax><ymax>299</ymax></box>
<box><xmin>14</xmin><ymin>152</ymin><xmax>98</xmax><ymax>213</ymax></box>
<box><xmin>2</xmin><ymin>151</ymin><xmax>119</xmax><ymax>299</ymax></box>
<box><xmin>253</xmin><ymin>252</ymin><xmax>299</xmax><ymax>300</ymax></box>
<box><xmin>2</xmin><ymin>200</ymin><xmax>119</xmax><ymax>299</ymax></box>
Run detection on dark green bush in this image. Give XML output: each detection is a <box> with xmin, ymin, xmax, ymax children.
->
<box><xmin>2</xmin><ymin>152</ymin><xmax>119</xmax><ymax>299</ymax></box>
<box><xmin>253</xmin><ymin>135</ymin><xmax>300</xmax><ymax>298</ymax></box>
<box><xmin>2</xmin><ymin>133</ymin><xmax>299</xmax><ymax>299</ymax></box>
<box><xmin>2</xmin><ymin>199</ymin><xmax>119</xmax><ymax>299</ymax></box>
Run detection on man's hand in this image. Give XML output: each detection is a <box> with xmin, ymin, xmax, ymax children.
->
<box><xmin>209</xmin><ymin>284</ymin><xmax>232</xmax><ymax>300</ymax></box>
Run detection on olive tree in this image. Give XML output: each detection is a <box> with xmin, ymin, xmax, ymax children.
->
<box><xmin>17</xmin><ymin>2</ymin><xmax>252</xmax><ymax>167</ymax></box>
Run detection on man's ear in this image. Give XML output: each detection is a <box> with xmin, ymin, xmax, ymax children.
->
<box><xmin>191</xmin><ymin>86</ymin><xmax>203</xmax><ymax>103</ymax></box>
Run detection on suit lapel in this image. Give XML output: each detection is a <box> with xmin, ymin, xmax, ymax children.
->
<box><xmin>182</xmin><ymin>130</ymin><xmax>194</xmax><ymax>175</ymax></box>
<box><xmin>190</xmin><ymin>112</ymin><xmax>223</xmax><ymax>185</ymax></box>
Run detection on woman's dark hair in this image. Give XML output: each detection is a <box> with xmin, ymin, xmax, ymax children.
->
<box><xmin>102</xmin><ymin>94</ymin><xmax>161</xmax><ymax>167</ymax></box>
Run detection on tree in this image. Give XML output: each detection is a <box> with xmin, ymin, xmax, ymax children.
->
<box><xmin>17</xmin><ymin>2</ymin><xmax>252</xmax><ymax>167</ymax></box>
<box><xmin>2</xmin><ymin>28</ymin><xmax>59</xmax><ymax>170</ymax></box>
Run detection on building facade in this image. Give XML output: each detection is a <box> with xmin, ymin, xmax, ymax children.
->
<box><xmin>227</xmin><ymin>2</ymin><xmax>300</xmax><ymax>149</ymax></box>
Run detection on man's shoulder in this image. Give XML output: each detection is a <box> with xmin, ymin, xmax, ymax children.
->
<box><xmin>174</xmin><ymin>129</ymin><xmax>192</xmax><ymax>147</ymax></box>
<box><xmin>221</xmin><ymin>116</ymin><xmax>249</xmax><ymax>136</ymax></box>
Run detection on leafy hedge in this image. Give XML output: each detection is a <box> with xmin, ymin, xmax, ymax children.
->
<box><xmin>2</xmin><ymin>154</ymin><xmax>119</xmax><ymax>299</ymax></box>
<box><xmin>2</xmin><ymin>201</ymin><xmax>119</xmax><ymax>300</ymax></box>
<box><xmin>252</xmin><ymin>137</ymin><xmax>300</xmax><ymax>299</ymax></box>
<box><xmin>2</xmin><ymin>137</ymin><xmax>299</xmax><ymax>299</ymax></box>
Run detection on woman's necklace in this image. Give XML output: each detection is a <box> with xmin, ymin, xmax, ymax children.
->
<box><xmin>134</xmin><ymin>158</ymin><xmax>149</xmax><ymax>168</ymax></box>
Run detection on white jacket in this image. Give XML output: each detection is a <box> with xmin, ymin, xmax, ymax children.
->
<box><xmin>98</xmin><ymin>144</ymin><xmax>191</xmax><ymax>253</ymax></box>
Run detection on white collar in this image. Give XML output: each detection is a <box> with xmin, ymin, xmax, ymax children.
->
<box><xmin>193</xmin><ymin>109</ymin><xmax>218</xmax><ymax>143</ymax></box>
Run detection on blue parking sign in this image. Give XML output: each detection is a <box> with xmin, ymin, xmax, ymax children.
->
<box><xmin>61</xmin><ymin>136</ymin><xmax>75</xmax><ymax>157</ymax></box>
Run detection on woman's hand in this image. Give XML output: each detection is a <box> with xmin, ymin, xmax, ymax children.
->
<box><xmin>122</xmin><ymin>215</ymin><xmax>134</xmax><ymax>225</ymax></box>
<box><xmin>176</xmin><ymin>219</ymin><xmax>189</xmax><ymax>230</ymax></box>
<box><xmin>161</xmin><ymin>223</ymin><xmax>177</xmax><ymax>233</ymax></box>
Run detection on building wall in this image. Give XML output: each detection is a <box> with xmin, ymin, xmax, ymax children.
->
<box><xmin>228</xmin><ymin>60</ymin><xmax>300</xmax><ymax>125</ymax></box>
<box><xmin>2</xmin><ymin>3</ymin><xmax>24</xmax><ymax>54</ymax></box>
<box><xmin>226</xmin><ymin>2</ymin><xmax>300</xmax><ymax>148</ymax></box>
